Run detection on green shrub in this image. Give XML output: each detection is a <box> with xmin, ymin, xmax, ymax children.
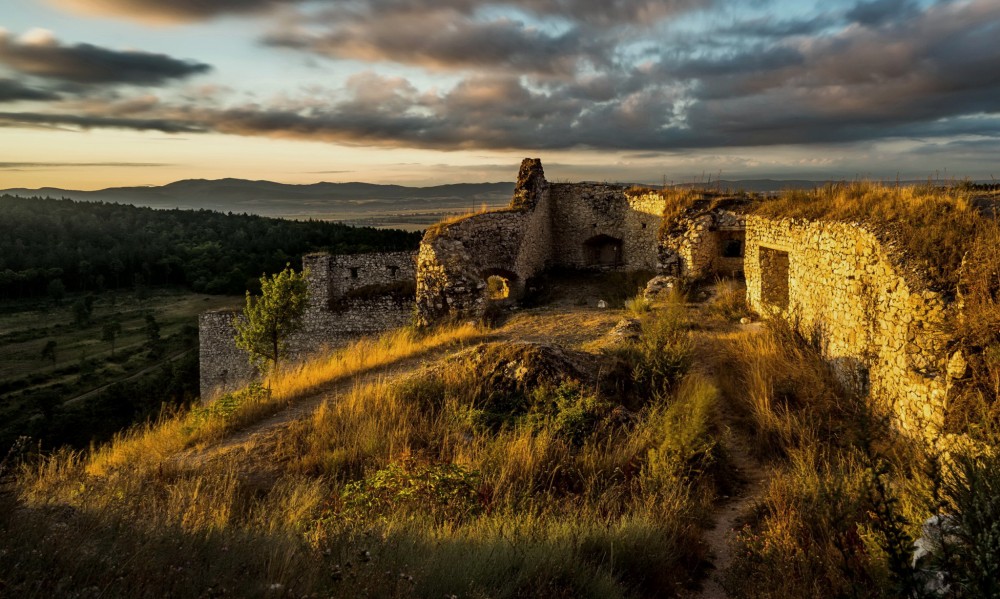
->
<box><xmin>188</xmin><ymin>382</ymin><xmax>269</xmax><ymax>429</ymax></box>
<box><xmin>607</xmin><ymin>310</ymin><xmax>693</xmax><ymax>401</ymax></box>
<box><xmin>336</xmin><ymin>459</ymin><xmax>484</xmax><ymax>526</ymax></box>
<box><xmin>928</xmin><ymin>450</ymin><xmax>1000</xmax><ymax>597</ymax></box>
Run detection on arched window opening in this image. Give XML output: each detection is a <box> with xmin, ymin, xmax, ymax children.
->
<box><xmin>486</xmin><ymin>275</ymin><xmax>510</xmax><ymax>300</ymax></box>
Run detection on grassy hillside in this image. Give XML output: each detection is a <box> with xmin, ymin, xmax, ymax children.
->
<box><xmin>2</xmin><ymin>276</ymin><xmax>999</xmax><ymax>597</ymax></box>
<box><xmin>2</xmin><ymin>183</ymin><xmax>999</xmax><ymax>598</ymax></box>
<box><xmin>0</xmin><ymin>289</ymin><xmax>241</xmax><ymax>452</ymax></box>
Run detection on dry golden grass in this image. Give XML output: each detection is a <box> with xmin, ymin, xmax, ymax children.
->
<box><xmin>75</xmin><ymin>322</ymin><xmax>482</xmax><ymax>478</ymax></box>
<box><xmin>755</xmin><ymin>181</ymin><xmax>991</xmax><ymax>290</ymax></box>
<box><xmin>423</xmin><ymin>203</ymin><xmax>514</xmax><ymax>239</ymax></box>
<box><xmin>8</xmin><ymin>308</ymin><xmax>726</xmax><ymax>598</ymax></box>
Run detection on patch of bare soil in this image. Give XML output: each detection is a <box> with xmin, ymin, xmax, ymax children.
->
<box><xmin>683</xmin><ymin>280</ymin><xmax>769</xmax><ymax>599</ymax></box>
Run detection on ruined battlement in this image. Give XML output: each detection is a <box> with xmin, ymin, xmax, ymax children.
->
<box><xmin>198</xmin><ymin>158</ymin><xmax>966</xmax><ymax>438</ymax></box>
<box><xmin>744</xmin><ymin>216</ymin><xmax>958</xmax><ymax>434</ymax></box>
<box><xmin>415</xmin><ymin>159</ymin><xmax>668</xmax><ymax>324</ymax></box>
<box><xmin>199</xmin><ymin>250</ymin><xmax>417</xmax><ymax>399</ymax></box>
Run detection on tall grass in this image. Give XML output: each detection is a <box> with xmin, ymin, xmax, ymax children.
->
<box><xmin>7</xmin><ymin>307</ymin><xmax>730</xmax><ymax>597</ymax></box>
<box><xmin>68</xmin><ymin>322</ymin><xmax>482</xmax><ymax>478</ymax></box>
<box><xmin>754</xmin><ymin>181</ymin><xmax>989</xmax><ymax>290</ymax></box>
<box><xmin>715</xmin><ymin>320</ymin><xmax>1000</xmax><ymax>598</ymax></box>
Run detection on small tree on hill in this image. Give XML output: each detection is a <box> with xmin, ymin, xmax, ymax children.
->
<box><xmin>144</xmin><ymin>313</ymin><xmax>162</xmax><ymax>356</ymax></box>
<box><xmin>102</xmin><ymin>319</ymin><xmax>122</xmax><ymax>358</ymax></box>
<box><xmin>40</xmin><ymin>339</ymin><xmax>57</xmax><ymax>365</ymax></box>
<box><xmin>234</xmin><ymin>265</ymin><xmax>309</xmax><ymax>382</ymax></box>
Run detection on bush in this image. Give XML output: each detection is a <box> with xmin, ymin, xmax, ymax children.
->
<box><xmin>336</xmin><ymin>459</ymin><xmax>484</xmax><ymax>526</ymax></box>
<box><xmin>607</xmin><ymin>308</ymin><xmax>693</xmax><ymax>401</ymax></box>
<box><xmin>624</xmin><ymin>293</ymin><xmax>652</xmax><ymax>317</ymax></box>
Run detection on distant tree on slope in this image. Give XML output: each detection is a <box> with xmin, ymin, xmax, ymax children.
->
<box><xmin>234</xmin><ymin>265</ymin><xmax>309</xmax><ymax>382</ymax></box>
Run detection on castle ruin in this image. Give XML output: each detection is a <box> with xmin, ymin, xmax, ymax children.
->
<box><xmin>199</xmin><ymin>158</ymin><xmax>965</xmax><ymax>435</ymax></box>
<box><xmin>199</xmin><ymin>251</ymin><xmax>416</xmax><ymax>398</ymax></box>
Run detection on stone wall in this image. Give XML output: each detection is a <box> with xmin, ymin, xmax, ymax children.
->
<box><xmin>200</xmin><ymin>250</ymin><xmax>417</xmax><ymax>399</ymax></box>
<box><xmin>303</xmin><ymin>251</ymin><xmax>417</xmax><ymax>304</ymax></box>
<box><xmin>416</xmin><ymin>159</ymin><xmax>552</xmax><ymax>324</ymax></box>
<box><xmin>744</xmin><ymin>215</ymin><xmax>955</xmax><ymax>433</ymax></box>
<box><xmin>659</xmin><ymin>208</ymin><xmax>746</xmax><ymax>279</ymax></box>
<box><xmin>548</xmin><ymin>185</ymin><xmax>664</xmax><ymax>270</ymax></box>
<box><xmin>415</xmin><ymin>159</ymin><xmax>669</xmax><ymax>323</ymax></box>
<box><xmin>198</xmin><ymin>310</ymin><xmax>259</xmax><ymax>398</ymax></box>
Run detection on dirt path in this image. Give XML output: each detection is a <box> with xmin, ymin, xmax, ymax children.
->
<box><xmin>685</xmin><ymin>315</ymin><xmax>770</xmax><ymax>599</ymax></box>
<box><xmin>693</xmin><ymin>430</ymin><xmax>768</xmax><ymax>599</ymax></box>
<box><xmin>177</xmin><ymin>342</ymin><xmax>479</xmax><ymax>471</ymax></box>
<box><xmin>178</xmin><ymin>305</ymin><xmax>625</xmax><ymax>472</ymax></box>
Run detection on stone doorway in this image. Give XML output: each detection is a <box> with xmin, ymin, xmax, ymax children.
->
<box><xmin>481</xmin><ymin>268</ymin><xmax>520</xmax><ymax>304</ymax></box>
<box><xmin>583</xmin><ymin>234</ymin><xmax>624</xmax><ymax>267</ymax></box>
<box><xmin>759</xmin><ymin>246</ymin><xmax>790</xmax><ymax>310</ymax></box>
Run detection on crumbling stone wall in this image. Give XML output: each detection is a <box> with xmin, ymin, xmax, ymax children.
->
<box><xmin>199</xmin><ymin>310</ymin><xmax>259</xmax><ymax>398</ymax></box>
<box><xmin>303</xmin><ymin>251</ymin><xmax>416</xmax><ymax>304</ymax></box>
<box><xmin>745</xmin><ymin>215</ymin><xmax>955</xmax><ymax>434</ymax></box>
<box><xmin>659</xmin><ymin>208</ymin><xmax>747</xmax><ymax>279</ymax></box>
<box><xmin>416</xmin><ymin>159</ymin><xmax>670</xmax><ymax>323</ymax></box>
<box><xmin>200</xmin><ymin>250</ymin><xmax>417</xmax><ymax>399</ymax></box>
<box><xmin>548</xmin><ymin>185</ymin><xmax>664</xmax><ymax>270</ymax></box>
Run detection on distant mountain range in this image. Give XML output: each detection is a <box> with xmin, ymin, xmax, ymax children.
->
<box><xmin>1</xmin><ymin>179</ymin><xmax>518</xmax><ymax>230</ymax></box>
<box><xmin>3</xmin><ymin>177</ymin><xmax>985</xmax><ymax>229</ymax></box>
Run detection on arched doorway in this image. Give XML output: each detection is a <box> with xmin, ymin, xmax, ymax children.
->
<box><xmin>480</xmin><ymin>268</ymin><xmax>520</xmax><ymax>304</ymax></box>
<box><xmin>584</xmin><ymin>234</ymin><xmax>623</xmax><ymax>267</ymax></box>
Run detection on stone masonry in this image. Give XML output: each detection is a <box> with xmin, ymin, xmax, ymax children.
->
<box><xmin>744</xmin><ymin>216</ymin><xmax>955</xmax><ymax>434</ymax></box>
<box><xmin>198</xmin><ymin>157</ymin><xmax>964</xmax><ymax>438</ymax></box>
<box><xmin>199</xmin><ymin>250</ymin><xmax>417</xmax><ymax>399</ymax></box>
<box><xmin>415</xmin><ymin>159</ymin><xmax>670</xmax><ymax>324</ymax></box>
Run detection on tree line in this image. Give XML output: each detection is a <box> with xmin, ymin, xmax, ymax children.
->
<box><xmin>0</xmin><ymin>195</ymin><xmax>422</xmax><ymax>300</ymax></box>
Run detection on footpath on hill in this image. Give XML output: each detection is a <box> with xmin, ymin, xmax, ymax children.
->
<box><xmin>180</xmin><ymin>278</ymin><xmax>769</xmax><ymax>598</ymax></box>
<box><xmin>684</xmin><ymin>328</ymin><xmax>769</xmax><ymax>599</ymax></box>
<box><xmin>177</xmin><ymin>293</ymin><xmax>626</xmax><ymax>476</ymax></box>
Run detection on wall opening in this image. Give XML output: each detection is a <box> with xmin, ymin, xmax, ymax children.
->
<box><xmin>349</xmin><ymin>267</ymin><xmax>359</xmax><ymax>279</ymax></box>
<box><xmin>721</xmin><ymin>232</ymin><xmax>745</xmax><ymax>258</ymax></box>
<box><xmin>387</xmin><ymin>265</ymin><xmax>399</xmax><ymax>277</ymax></box>
<box><xmin>481</xmin><ymin>268</ymin><xmax>519</xmax><ymax>304</ymax></box>
<box><xmin>759</xmin><ymin>246</ymin><xmax>790</xmax><ymax>310</ymax></box>
<box><xmin>486</xmin><ymin>275</ymin><xmax>510</xmax><ymax>300</ymax></box>
<box><xmin>583</xmin><ymin>234</ymin><xmax>624</xmax><ymax>267</ymax></box>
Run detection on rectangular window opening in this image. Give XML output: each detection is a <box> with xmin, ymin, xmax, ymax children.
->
<box><xmin>759</xmin><ymin>246</ymin><xmax>789</xmax><ymax>310</ymax></box>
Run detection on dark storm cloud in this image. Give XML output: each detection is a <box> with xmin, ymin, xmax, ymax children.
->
<box><xmin>0</xmin><ymin>111</ymin><xmax>204</xmax><ymax>133</ymax></box>
<box><xmin>0</xmin><ymin>78</ymin><xmax>60</xmax><ymax>102</ymax></box>
<box><xmin>0</xmin><ymin>32</ymin><xmax>211</xmax><ymax>85</ymax></box>
<box><xmin>715</xmin><ymin>15</ymin><xmax>836</xmax><ymax>38</ymax></box>
<box><xmin>845</xmin><ymin>0</ymin><xmax>921</xmax><ymax>26</ymax></box>
<box><xmin>265</xmin><ymin>12</ymin><xmax>599</xmax><ymax>76</ymax></box>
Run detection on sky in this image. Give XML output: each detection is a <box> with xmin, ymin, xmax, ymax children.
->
<box><xmin>0</xmin><ymin>0</ymin><xmax>998</xmax><ymax>189</ymax></box>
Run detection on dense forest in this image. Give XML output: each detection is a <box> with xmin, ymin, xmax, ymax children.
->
<box><xmin>0</xmin><ymin>195</ymin><xmax>422</xmax><ymax>300</ymax></box>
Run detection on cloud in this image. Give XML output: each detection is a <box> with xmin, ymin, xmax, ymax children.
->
<box><xmin>51</xmin><ymin>0</ymin><xmax>294</xmax><ymax>23</ymax></box>
<box><xmin>264</xmin><ymin>10</ymin><xmax>598</xmax><ymax>76</ymax></box>
<box><xmin>0</xmin><ymin>78</ymin><xmax>61</xmax><ymax>102</ymax></box>
<box><xmin>846</xmin><ymin>0</ymin><xmax>920</xmax><ymax>26</ymax></box>
<box><xmin>0</xmin><ymin>161</ymin><xmax>171</xmax><ymax>169</ymax></box>
<box><xmin>0</xmin><ymin>111</ymin><xmax>204</xmax><ymax>133</ymax></box>
<box><xmin>51</xmin><ymin>0</ymin><xmax>712</xmax><ymax>25</ymax></box>
<box><xmin>7</xmin><ymin>0</ymin><xmax>1000</xmax><ymax>157</ymax></box>
<box><xmin>0</xmin><ymin>29</ymin><xmax>211</xmax><ymax>85</ymax></box>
